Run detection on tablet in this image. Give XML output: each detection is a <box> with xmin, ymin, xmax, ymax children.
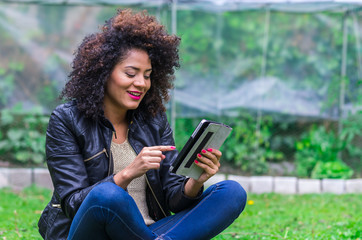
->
<box><xmin>169</xmin><ymin>119</ymin><xmax>232</xmax><ymax>179</ymax></box>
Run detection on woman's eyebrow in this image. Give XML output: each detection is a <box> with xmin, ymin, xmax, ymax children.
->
<box><xmin>125</xmin><ymin>66</ymin><xmax>152</xmax><ymax>72</ymax></box>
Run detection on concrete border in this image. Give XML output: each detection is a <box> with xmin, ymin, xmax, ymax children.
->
<box><xmin>0</xmin><ymin>168</ymin><xmax>361</xmax><ymax>194</ymax></box>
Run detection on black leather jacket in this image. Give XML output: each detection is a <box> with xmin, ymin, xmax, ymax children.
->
<box><xmin>38</xmin><ymin>101</ymin><xmax>202</xmax><ymax>240</ymax></box>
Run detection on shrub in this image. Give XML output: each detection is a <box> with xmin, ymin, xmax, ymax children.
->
<box><xmin>295</xmin><ymin>124</ymin><xmax>354</xmax><ymax>179</ymax></box>
<box><xmin>222</xmin><ymin>112</ymin><xmax>283</xmax><ymax>175</ymax></box>
<box><xmin>0</xmin><ymin>103</ymin><xmax>49</xmax><ymax>166</ymax></box>
<box><xmin>311</xmin><ymin>161</ymin><xmax>353</xmax><ymax>179</ymax></box>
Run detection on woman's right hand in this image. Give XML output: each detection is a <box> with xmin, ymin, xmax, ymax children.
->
<box><xmin>114</xmin><ymin>145</ymin><xmax>176</xmax><ymax>188</ymax></box>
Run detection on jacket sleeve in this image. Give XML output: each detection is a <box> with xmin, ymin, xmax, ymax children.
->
<box><xmin>46</xmin><ymin>106</ymin><xmax>115</xmax><ymax>219</ymax></box>
<box><xmin>158</xmin><ymin>114</ymin><xmax>204</xmax><ymax>213</ymax></box>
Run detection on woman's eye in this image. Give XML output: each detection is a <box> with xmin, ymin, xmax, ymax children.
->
<box><xmin>144</xmin><ymin>75</ymin><xmax>151</xmax><ymax>80</ymax></box>
<box><xmin>126</xmin><ymin>73</ymin><xmax>135</xmax><ymax>78</ymax></box>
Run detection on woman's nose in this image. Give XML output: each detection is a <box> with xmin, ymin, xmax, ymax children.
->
<box><xmin>134</xmin><ymin>76</ymin><xmax>147</xmax><ymax>87</ymax></box>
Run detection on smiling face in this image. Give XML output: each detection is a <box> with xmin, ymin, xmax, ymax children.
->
<box><xmin>104</xmin><ymin>48</ymin><xmax>152</xmax><ymax>116</ymax></box>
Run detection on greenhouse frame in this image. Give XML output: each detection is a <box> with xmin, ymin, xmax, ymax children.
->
<box><xmin>0</xmin><ymin>0</ymin><xmax>361</xmax><ymax>176</ymax></box>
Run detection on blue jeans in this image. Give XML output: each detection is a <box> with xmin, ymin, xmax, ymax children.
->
<box><xmin>68</xmin><ymin>180</ymin><xmax>247</xmax><ymax>240</ymax></box>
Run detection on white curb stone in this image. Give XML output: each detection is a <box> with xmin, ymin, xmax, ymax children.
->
<box><xmin>0</xmin><ymin>168</ymin><xmax>9</xmax><ymax>188</ymax></box>
<box><xmin>1</xmin><ymin>167</ymin><xmax>362</xmax><ymax>194</ymax></box>
<box><xmin>34</xmin><ymin>168</ymin><xmax>53</xmax><ymax>190</ymax></box>
<box><xmin>345</xmin><ymin>179</ymin><xmax>362</xmax><ymax>193</ymax></box>
<box><xmin>228</xmin><ymin>175</ymin><xmax>250</xmax><ymax>192</ymax></box>
<box><xmin>204</xmin><ymin>174</ymin><xmax>225</xmax><ymax>189</ymax></box>
<box><xmin>9</xmin><ymin>168</ymin><xmax>32</xmax><ymax>190</ymax></box>
<box><xmin>250</xmin><ymin>176</ymin><xmax>273</xmax><ymax>193</ymax></box>
<box><xmin>298</xmin><ymin>179</ymin><xmax>321</xmax><ymax>194</ymax></box>
<box><xmin>274</xmin><ymin>177</ymin><xmax>297</xmax><ymax>194</ymax></box>
<box><xmin>322</xmin><ymin>179</ymin><xmax>345</xmax><ymax>194</ymax></box>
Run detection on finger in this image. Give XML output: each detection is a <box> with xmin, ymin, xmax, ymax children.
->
<box><xmin>194</xmin><ymin>159</ymin><xmax>218</xmax><ymax>176</ymax></box>
<box><xmin>196</xmin><ymin>153</ymin><xmax>219</xmax><ymax>170</ymax></box>
<box><xmin>143</xmin><ymin>149</ymin><xmax>163</xmax><ymax>157</ymax></box>
<box><xmin>148</xmin><ymin>145</ymin><xmax>176</xmax><ymax>152</ymax></box>
<box><xmin>206</xmin><ymin>148</ymin><xmax>222</xmax><ymax>159</ymax></box>
<box><xmin>140</xmin><ymin>156</ymin><xmax>163</xmax><ymax>163</ymax></box>
<box><xmin>200</xmin><ymin>150</ymin><xmax>219</xmax><ymax>165</ymax></box>
<box><xmin>137</xmin><ymin>161</ymin><xmax>161</xmax><ymax>171</ymax></box>
<box><xmin>148</xmin><ymin>162</ymin><xmax>161</xmax><ymax>169</ymax></box>
<box><xmin>149</xmin><ymin>156</ymin><xmax>164</xmax><ymax>162</ymax></box>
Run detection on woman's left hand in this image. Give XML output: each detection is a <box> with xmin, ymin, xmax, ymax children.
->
<box><xmin>193</xmin><ymin>148</ymin><xmax>221</xmax><ymax>184</ymax></box>
<box><xmin>183</xmin><ymin>148</ymin><xmax>222</xmax><ymax>198</ymax></box>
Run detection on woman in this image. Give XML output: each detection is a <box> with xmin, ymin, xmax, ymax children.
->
<box><xmin>38</xmin><ymin>9</ymin><xmax>247</xmax><ymax>240</ymax></box>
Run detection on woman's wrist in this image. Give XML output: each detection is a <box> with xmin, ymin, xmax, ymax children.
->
<box><xmin>184</xmin><ymin>178</ymin><xmax>203</xmax><ymax>198</ymax></box>
<box><xmin>114</xmin><ymin>169</ymin><xmax>133</xmax><ymax>189</ymax></box>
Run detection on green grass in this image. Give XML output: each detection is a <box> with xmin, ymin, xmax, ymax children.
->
<box><xmin>0</xmin><ymin>186</ymin><xmax>361</xmax><ymax>240</ymax></box>
<box><xmin>0</xmin><ymin>186</ymin><xmax>51</xmax><ymax>239</ymax></box>
<box><xmin>215</xmin><ymin>194</ymin><xmax>362</xmax><ymax>240</ymax></box>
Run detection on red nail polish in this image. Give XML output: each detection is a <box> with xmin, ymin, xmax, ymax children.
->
<box><xmin>202</xmin><ymin>149</ymin><xmax>206</xmax><ymax>153</ymax></box>
<box><xmin>194</xmin><ymin>160</ymin><xmax>199</xmax><ymax>164</ymax></box>
<box><xmin>207</xmin><ymin>148</ymin><xmax>213</xmax><ymax>152</ymax></box>
<box><xmin>197</xmin><ymin>154</ymin><xmax>201</xmax><ymax>158</ymax></box>
<box><xmin>170</xmin><ymin>146</ymin><xmax>176</xmax><ymax>150</ymax></box>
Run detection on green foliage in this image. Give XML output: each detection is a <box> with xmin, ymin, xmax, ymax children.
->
<box><xmin>0</xmin><ymin>61</ymin><xmax>24</xmax><ymax>107</ymax></box>
<box><xmin>173</xmin><ymin>114</ymin><xmax>284</xmax><ymax>175</ymax></box>
<box><xmin>0</xmin><ymin>103</ymin><xmax>49</xmax><ymax>165</ymax></box>
<box><xmin>174</xmin><ymin>10</ymin><xmax>360</xmax><ymax>177</ymax></box>
<box><xmin>295</xmin><ymin>124</ymin><xmax>355</xmax><ymax>179</ymax></box>
<box><xmin>311</xmin><ymin>161</ymin><xmax>353</xmax><ymax>179</ymax></box>
<box><xmin>222</xmin><ymin>113</ymin><xmax>283</xmax><ymax>175</ymax></box>
<box><xmin>0</xmin><ymin>6</ymin><xmax>360</xmax><ymax>178</ymax></box>
<box><xmin>174</xmin><ymin>112</ymin><xmax>359</xmax><ymax>178</ymax></box>
<box><xmin>340</xmin><ymin>111</ymin><xmax>362</xmax><ymax>177</ymax></box>
<box><xmin>295</xmin><ymin>125</ymin><xmax>339</xmax><ymax>177</ymax></box>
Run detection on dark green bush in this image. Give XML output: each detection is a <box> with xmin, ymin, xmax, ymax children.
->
<box><xmin>295</xmin><ymin>125</ymin><xmax>340</xmax><ymax>177</ymax></box>
<box><xmin>221</xmin><ymin>113</ymin><xmax>284</xmax><ymax>175</ymax></box>
<box><xmin>295</xmin><ymin>122</ymin><xmax>356</xmax><ymax>179</ymax></box>
<box><xmin>311</xmin><ymin>161</ymin><xmax>353</xmax><ymax>179</ymax></box>
<box><xmin>0</xmin><ymin>103</ymin><xmax>49</xmax><ymax>166</ymax></box>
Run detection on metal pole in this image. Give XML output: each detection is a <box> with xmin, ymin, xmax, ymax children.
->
<box><xmin>338</xmin><ymin>13</ymin><xmax>348</xmax><ymax>136</ymax></box>
<box><xmin>352</xmin><ymin>12</ymin><xmax>362</xmax><ymax>80</ymax></box>
<box><xmin>216</xmin><ymin>11</ymin><xmax>223</xmax><ymax>118</ymax></box>
<box><xmin>256</xmin><ymin>7</ymin><xmax>270</xmax><ymax>135</ymax></box>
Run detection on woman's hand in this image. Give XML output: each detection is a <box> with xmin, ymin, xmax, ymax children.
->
<box><xmin>194</xmin><ymin>148</ymin><xmax>221</xmax><ymax>183</ymax></box>
<box><xmin>194</xmin><ymin>148</ymin><xmax>222</xmax><ymax>184</ymax></box>
<box><xmin>184</xmin><ymin>148</ymin><xmax>222</xmax><ymax>197</ymax></box>
<box><xmin>114</xmin><ymin>145</ymin><xmax>175</xmax><ymax>188</ymax></box>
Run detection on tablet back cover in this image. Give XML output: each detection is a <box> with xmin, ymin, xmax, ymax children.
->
<box><xmin>170</xmin><ymin>121</ymin><xmax>232</xmax><ymax>179</ymax></box>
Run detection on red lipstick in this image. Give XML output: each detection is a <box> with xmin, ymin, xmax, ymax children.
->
<box><xmin>127</xmin><ymin>91</ymin><xmax>142</xmax><ymax>100</ymax></box>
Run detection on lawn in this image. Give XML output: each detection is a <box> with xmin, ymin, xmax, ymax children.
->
<box><xmin>215</xmin><ymin>193</ymin><xmax>361</xmax><ymax>240</ymax></box>
<box><xmin>0</xmin><ymin>186</ymin><xmax>361</xmax><ymax>239</ymax></box>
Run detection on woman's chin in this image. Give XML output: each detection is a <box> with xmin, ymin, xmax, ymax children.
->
<box><xmin>126</xmin><ymin>103</ymin><xmax>142</xmax><ymax>110</ymax></box>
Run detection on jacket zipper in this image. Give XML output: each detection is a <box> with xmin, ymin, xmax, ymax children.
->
<box><xmin>145</xmin><ymin>174</ymin><xmax>167</xmax><ymax>218</ymax></box>
<box><xmin>107</xmin><ymin>150</ymin><xmax>112</xmax><ymax>176</ymax></box>
<box><xmin>107</xmin><ymin>131</ymin><xmax>116</xmax><ymax>176</ymax></box>
<box><xmin>84</xmin><ymin>148</ymin><xmax>108</xmax><ymax>162</ymax></box>
<box><xmin>51</xmin><ymin>204</ymin><xmax>61</xmax><ymax>209</ymax></box>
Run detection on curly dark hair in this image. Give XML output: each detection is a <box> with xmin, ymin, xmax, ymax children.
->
<box><xmin>61</xmin><ymin>9</ymin><xmax>180</xmax><ymax>119</ymax></box>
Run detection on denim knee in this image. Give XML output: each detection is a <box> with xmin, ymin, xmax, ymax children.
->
<box><xmin>217</xmin><ymin>180</ymin><xmax>247</xmax><ymax>215</ymax></box>
<box><xmin>86</xmin><ymin>182</ymin><xmax>132</xmax><ymax>210</ymax></box>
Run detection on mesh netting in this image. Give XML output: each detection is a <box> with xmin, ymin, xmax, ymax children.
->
<box><xmin>0</xmin><ymin>2</ymin><xmax>361</xmax><ymax>120</ymax></box>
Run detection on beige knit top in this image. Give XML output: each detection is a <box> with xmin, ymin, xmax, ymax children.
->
<box><xmin>111</xmin><ymin>138</ymin><xmax>155</xmax><ymax>226</ymax></box>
